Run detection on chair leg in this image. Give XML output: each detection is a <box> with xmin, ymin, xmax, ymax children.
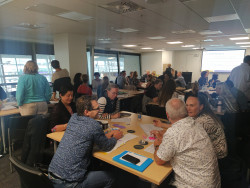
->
<box><xmin>8</xmin><ymin>128</ymin><xmax>13</xmax><ymax>173</ymax></box>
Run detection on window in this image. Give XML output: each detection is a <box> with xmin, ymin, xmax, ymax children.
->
<box><xmin>36</xmin><ymin>54</ymin><xmax>55</xmax><ymax>82</ymax></box>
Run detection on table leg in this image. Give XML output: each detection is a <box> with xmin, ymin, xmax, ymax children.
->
<box><xmin>151</xmin><ymin>183</ymin><xmax>158</xmax><ymax>188</ymax></box>
<box><xmin>1</xmin><ymin>117</ymin><xmax>6</xmax><ymax>154</ymax></box>
<box><xmin>53</xmin><ymin>140</ymin><xmax>57</xmax><ymax>153</ymax></box>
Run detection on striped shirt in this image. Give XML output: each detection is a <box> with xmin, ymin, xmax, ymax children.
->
<box><xmin>97</xmin><ymin>97</ymin><xmax>120</xmax><ymax>119</ymax></box>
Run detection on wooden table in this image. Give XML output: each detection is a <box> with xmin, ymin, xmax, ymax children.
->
<box><xmin>0</xmin><ymin>108</ymin><xmax>20</xmax><ymax>153</ymax></box>
<box><xmin>117</xmin><ymin>89</ymin><xmax>144</xmax><ymax>100</ymax></box>
<box><xmin>47</xmin><ymin>112</ymin><xmax>172</xmax><ymax>186</ymax></box>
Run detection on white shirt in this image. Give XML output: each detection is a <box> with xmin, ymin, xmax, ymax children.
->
<box><xmin>157</xmin><ymin>117</ymin><xmax>221</xmax><ymax>188</ymax></box>
<box><xmin>52</xmin><ymin>69</ymin><xmax>69</xmax><ymax>83</ymax></box>
<box><xmin>229</xmin><ymin>63</ymin><xmax>250</xmax><ymax>100</ymax></box>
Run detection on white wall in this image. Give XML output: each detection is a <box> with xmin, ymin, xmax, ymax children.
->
<box><xmin>141</xmin><ymin>51</ymin><xmax>173</xmax><ymax>76</ymax></box>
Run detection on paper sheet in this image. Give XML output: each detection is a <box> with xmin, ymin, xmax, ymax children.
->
<box><xmin>107</xmin><ymin>133</ymin><xmax>138</xmax><ymax>153</ymax></box>
<box><xmin>119</xmin><ymin>151</ymin><xmax>147</xmax><ymax>166</ymax></box>
<box><xmin>144</xmin><ymin>144</ymin><xmax>155</xmax><ymax>154</ymax></box>
<box><xmin>1</xmin><ymin>105</ymin><xmax>17</xmax><ymax>111</ymax></box>
<box><xmin>139</xmin><ymin>124</ymin><xmax>163</xmax><ymax>137</ymax></box>
<box><xmin>111</xmin><ymin>117</ymin><xmax>131</xmax><ymax>124</ymax></box>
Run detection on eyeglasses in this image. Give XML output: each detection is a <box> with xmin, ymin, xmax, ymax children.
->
<box><xmin>92</xmin><ymin>106</ymin><xmax>100</xmax><ymax>111</ymax></box>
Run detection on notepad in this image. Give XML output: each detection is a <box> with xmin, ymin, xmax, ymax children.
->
<box><xmin>113</xmin><ymin>150</ymin><xmax>153</xmax><ymax>172</ymax></box>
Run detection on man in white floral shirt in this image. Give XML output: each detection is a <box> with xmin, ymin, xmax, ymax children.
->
<box><xmin>153</xmin><ymin>98</ymin><xmax>221</xmax><ymax>188</ymax></box>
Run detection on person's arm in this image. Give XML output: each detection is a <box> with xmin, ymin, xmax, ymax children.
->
<box><xmin>98</xmin><ymin>97</ymin><xmax>110</xmax><ymax>119</ymax></box>
<box><xmin>154</xmin><ymin>138</ymin><xmax>166</xmax><ymax>165</ymax></box>
<box><xmin>16</xmin><ymin>77</ymin><xmax>25</xmax><ymax>106</ymax></box>
<box><xmin>152</xmin><ymin>97</ymin><xmax>158</xmax><ymax>102</ymax></box>
<box><xmin>152</xmin><ymin>119</ymin><xmax>171</xmax><ymax>129</ymax></box>
<box><xmin>51</xmin><ymin>123</ymin><xmax>67</xmax><ymax>132</ymax></box>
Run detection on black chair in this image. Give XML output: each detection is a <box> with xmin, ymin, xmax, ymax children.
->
<box><xmin>146</xmin><ymin>104</ymin><xmax>167</xmax><ymax>119</ymax></box>
<box><xmin>9</xmin><ymin>155</ymin><xmax>54</xmax><ymax>188</ymax></box>
<box><xmin>8</xmin><ymin>115</ymin><xmax>35</xmax><ymax>172</ymax></box>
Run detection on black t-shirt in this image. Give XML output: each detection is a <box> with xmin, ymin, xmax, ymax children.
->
<box><xmin>145</xmin><ymin>85</ymin><xmax>158</xmax><ymax>99</ymax></box>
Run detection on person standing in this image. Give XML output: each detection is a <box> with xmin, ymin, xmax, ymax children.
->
<box><xmin>16</xmin><ymin>61</ymin><xmax>51</xmax><ymax>116</ymax></box>
<box><xmin>229</xmin><ymin>55</ymin><xmax>250</xmax><ymax>100</ymax></box>
<box><xmin>92</xmin><ymin>72</ymin><xmax>102</xmax><ymax>93</ymax></box>
<box><xmin>117</xmin><ymin>71</ymin><xmax>127</xmax><ymax>89</ymax></box>
<box><xmin>175</xmin><ymin>71</ymin><xmax>186</xmax><ymax>88</ymax></box>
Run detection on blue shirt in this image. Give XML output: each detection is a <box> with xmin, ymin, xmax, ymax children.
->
<box><xmin>49</xmin><ymin>114</ymin><xmax>117</xmax><ymax>182</ymax></box>
<box><xmin>16</xmin><ymin>74</ymin><xmax>51</xmax><ymax>106</ymax></box>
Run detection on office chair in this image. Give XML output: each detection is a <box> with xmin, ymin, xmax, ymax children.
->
<box><xmin>9</xmin><ymin>155</ymin><xmax>54</xmax><ymax>188</ymax></box>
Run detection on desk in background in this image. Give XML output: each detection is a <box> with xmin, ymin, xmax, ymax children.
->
<box><xmin>47</xmin><ymin>112</ymin><xmax>172</xmax><ymax>186</ymax></box>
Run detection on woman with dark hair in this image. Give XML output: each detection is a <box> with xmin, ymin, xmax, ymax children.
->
<box><xmin>73</xmin><ymin>73</ymin><xmax>82</xmax><ymax>98</ymax></box>
<box><xmin>145</xmin><ymin>74</ymin><xmax>154</xmax><ymax>89</ymax></box>
<box><xmin>130</xmin><ymin>71</ymin><xmax>141</xmax><ymax>88</ymax></box>
<box><xmin>92</xmin><ymin>72</ymin><xmax>102</xmax><ymax>93</ymax></box>
<box><xmin>186</xmin><ymin>92</ymin><xmax>227</xmax><ymax>159</ymax></box>
<box><xmin>198</xmin><ymin>71</ymin><xmax>208</xmax><ymax>88</ymax></box>
<box><xmin>158</xmin><ymin>79</ymin><xmax>178</xmax><ymax>107</ymax></box>
<box><xmin>50</xmin><ymin>84</ymin><xmax>76</xmax><ymax>132</ymax></box>
<box><xmin>97</xmin><ymin>76</ymin><xmax>109</xmax><ymax>98</ymax></box>
<box><xmin>209</xmin><ymin>73</ymin><xmax>220</xmax><ymax>88</ymax></box>
<box><xmin>77</xmin><ymin>74</ymin><xmax>92</xmax><ymax>96</ymax></box>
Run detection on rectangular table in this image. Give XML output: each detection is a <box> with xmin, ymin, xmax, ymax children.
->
<box><xmin>47</xmin><ymin>112</ymin><xmax>172</xmax><ymax>186</ymax></box>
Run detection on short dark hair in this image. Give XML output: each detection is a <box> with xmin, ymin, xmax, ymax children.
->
<box><xmin>106</xmin><ymin>83</ymin><xmax>119</xmax><ymax>91</ymax></box>
<box><xmin>243</xmin><ymin>55</ymin><xmax>250</xmax><ymax>63</ymax></box>
<box><xmin>94</xmin><ymin>72</ymin><xmax>100</xmax><ymax>77</ymax></box>
<box><xmin>82</xmin><ymin>74</ymin><xmax>89</xmax><ymax>83</ymax></box>
<box><xmin>201</xmin><ymin>71</ymin><xmax>207</xmax><ymax>77</ymax></box>
<box><xmin>59</xmin><ymin>84</ymin><xmax>73</xmax><ymax>96</ymax></box>
<box><xmin>51</xmin><ymin>60</ymin><xmax>60</xmax><ymax>69</ymax></box>
<box><xmin>76</xmin><ymin>96</ymin><xmax>97</xmax><ymax>116</ymax></box>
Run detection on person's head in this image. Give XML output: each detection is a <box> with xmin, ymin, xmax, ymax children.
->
<box><xmin>158</xmin><ymin>79</ymin><xmax>176</xmax><ymax>106</ymax></box>
<box><xmin>76</xmin><ymin>96</ymin><xmax>99</xmax><ymax>118</ymax></box>
<box><xmin>129</xmin><ymin>71</ymin><xmax>134</xmax><ymax>77</ymax></box>
<box><xmin>51</xmin><ymin>60</ymin><xmax>60</xmax><ymax>69</ymax></box>
<box><xmin>201</xmin><ymin>71</ymin><xmax>207</xmax><ymax>78</ymax></box>
<box><xmin>94</xmin><ymin>72</ymin><xmax>100</xmax><ymax>79</ymax></box>
<box><xmin>164</xmin><ymin>71</ymin><xmax>172</xmax><ymax>81</ymax></box>
<box><xmin>23</xmin><ymin>61</ymin><xmax>38</xmax><ymax>74</ymax></box>
<box><xmin>82</xmin><ymin>74</ymin><xmax>89</xmax><ymax>84</ymax></box>
<box><xmin>177</xmin><ymin>71</ymin><xmax>182</xmax><ymax>77</ymax></box>
<box><xmin>165</xmin><ymin>98</ymin><xmax>187</xmax><ymax>122</ymax></box>
<box><xmin>212</xmin><ymin>73</ymin><xmax>218</xmax><ymax>80</ymax></box>
<box><xmin>106</xmin><ymin>84</ymin><xmax>119</xmax><ymax>100</ymax></box>
<box><xmin>121</xmin><ymin>71</ymin><xmax>126</xmax><ymax>77</ymax></box>
<box><xmin>59</xmin><ymin>84</ymin><xmax>74</xmax><ymax>105</ymax></box>
<box><xmin>167</xmin><ymin>64</ymin><xmax>171</xmax><ymax>68</ymax></box>
<box><xmin>151</xmin><ymin>71</ymin><xmax>156</xmax><ymax>76</ymax></box>
<box><xmin>146</xmin><ymin>70</ymin><xmax>150</xmax><ymax>75</ymax></box>
<box><xmin>73</xmin><ymin>73</ymin><xmax>82</xmax><ymax>84</ymax></box>
<box><xmin>154</xmin><ymin>79</ymin><xmax>163</xmax><ymax>90</ymax></box>
<box><xmin>243</xmin><ymin>55</ymin><xmax>250</xmax><ymax>65</ymax></box>
<box><xmin>147</xmin><ymin>74</ymin><xmax>153</xmax><ymax>82</ymax></box>
<box><xmin>133</xmin><ymin>71</ymin><xmax>138</xmax><ymax>78</ymax></box>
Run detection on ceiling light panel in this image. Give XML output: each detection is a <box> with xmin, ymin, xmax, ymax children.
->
<box><xmin>204</xmin><ymin>14</ymin><xmax>239</xmax><ymax>23</ymax></box>
<box><xmin>167</xmin><ymin>41</ymin><xmax>183</xmax><ymax>44</ymax></box>
<box><xmin>230</xmin><ymin>37</ymin><xmax>249</xmax><ymax>40</ymax></box>
<box><xmin>182</xmin><ymin>45</ymin><xmax>195</xmax><ymax>47</ymax></box>
<box><xmin>147</xmin><ymin>36</ymin><xmax>165</xmax><ymax>39</ymax></box>
<box><xmin>203</xmin><ymin>39</ymin><xmax>213</xmax><ymax>42</ymax></box>
<box><xmin>240</xmin><ymin>46</ymin><xmax>250</xmax><ymax>47</ymax></box>
<box><xmin>122</xmin><ymin>45</ymin><xmax>137</xmax><ymax>47</ymax></box>
<box><xmin>116</xmin><ymin>28</ymin><xmax>138</xmax><ymax>33</ymax></box>
<box><xmin>172</xmin><ymin>30</ymin><xmax>196</xmax><ymax>34</ymax></box>
<box><xmin>56</xmin><ymin>12</ymin><xmax>93</xmax><ymax>21</ymax></box>
<box><xmin>199</xmin><ymin>30</ymin><xmax>222</xmax><ymax>35</ymax></box>
<box><xmin>25</xmin><ymin>4</ymin><xmax>68</xmax><ymax>15</ymax></box>
<box><xmin>236</xmin><ymin>42</ymin><xmax>250</xmax><ymax>44</ymax></box>
<box><xmin>141</xmin><ymin>47</ymin><xmax>153</xmax><ymax>49</ymax></box>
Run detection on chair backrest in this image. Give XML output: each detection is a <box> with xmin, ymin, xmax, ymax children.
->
<box><xmin>9</xmin><ymin>156</ymin><xmax>53</xmax><ymax>188</ymax></box>
<box><xmin>53</xmin><ymin>77</ymin><xmax>71</xmax><ymax>92</ymax></box>
<box><xmin>146</xmin><ymin>104</ymin><xmax>167</xmax><ymax>119</ymax></box>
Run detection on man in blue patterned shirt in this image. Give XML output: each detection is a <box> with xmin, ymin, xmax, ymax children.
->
<box><xmin>49</xmin><ymin>96</ymin><xmax>123</xmax><ymax>188</ymax></box>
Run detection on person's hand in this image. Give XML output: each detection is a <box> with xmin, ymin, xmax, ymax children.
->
<box><xmin>111</xmin><ymin>113</ymin><xmax>120</xmax><ymax>119</ymax></box>
<box><xmin>51</xmin><ymin>97</ymin><xmax>59</xmax><ymax>101</ymax></box>
<box><xmin>150</xmin><ymin>130</ymin><xmax>163</xmax><ymax>141</ymax></box>
<box><xmin>154</xmin><ymin>138</ymin><xmax>162</xmax><ymax>147</ymax></box>
<box><xmin>153</xmin><ymin>119</ymin><xmax>162</xmax><ymax>127</ymax></box>
<box><xmin>111</xmin><ymin>130</ymin><xmax>123</xmax><ymax>140</ymax></box>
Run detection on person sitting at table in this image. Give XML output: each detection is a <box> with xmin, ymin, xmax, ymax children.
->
<box><xmin>158</xmin><ymin>79</ymin><xmax>178</xmax><ymax>107</ymax></box>
<box><xmin>73</xmin><ymin>73</ymin><xmax>82</xmax><ymax>100</ymax></box>
<box><xmin>145</xmin><ymin>74</ymin><xmax>154</xmax><ymax>89</ymax></box>
<box><xmin>92</xmin><ymin>72</ymin><xmax>102</xmax><ymax>93</ymax></box>
<box><xmin>16</xmin><ymin>61</ymin><xmax>51</xmax><ymax>116</ymax></box>
<box><xmin>117</xmin><ymin>71</ymin><xmax>127</xmax><ymax>89</ymax></box>
<box><xmin>97</xmin><ymin>76</ymin><xmax>109</xmax><ymax>98</ymax></box>
<box><xmin>48</xmin><ymin>96</ymin><xmax>123</xmax><ymax>188</ymax></box>
<box><xmin>77</xmin><ymin>74</ymin><xmax>92</xmax><ymax>96</ymax></box>
<box><xmin>186</xmin><ymin>92</ymin><xmax>227</xmax><ymax>159</ymax></box>
<box><xmin>198</xmin><ymin>71</ymin><xmax>208</xmax><ymax>89</ymax></box>
<box><xmin>50</xmin><ymin>84</ymin><xmax>76</xmax><ymax>132</ymax></box>
<box><xmin>51</xmin><ymin>60</ymin><xmax>70</xmax><ymax>101</ymax></box>
<box><xmin>153</xmin><ymin>98</ymin><xmax>221</xmax><ymax>188</ymax></box>
<box><xmin>208</xmin><ymin>82</ymin><xmax>240</xmax><ymax>113</ymax></box>
<box><xmin>97</xmin><ymin>84</ymin><xmax>120</xmax><ymax>119</ymax></box>
<box><xmin>126</xmin><ymin>71</ymin><xmax>133</xmax><ymax>84</ymax></box>
<box><xmin>129</xmin><ymin>71</ymin><xmax>141</xmax><ymax>88</ymax></box>
<box><xmin>175</xmin><ymin>71</ymin><xmax>186</xmax><ymax>88</ymax></box>
<box><xmin>142</xmin><ymin>79</ymin><xmax>163</xmax><ymax>114</ymax></box>
<box><xmin>209</xmin><ymin>73</ymin><xmax>220</xmax><ymax>88</ymax></box>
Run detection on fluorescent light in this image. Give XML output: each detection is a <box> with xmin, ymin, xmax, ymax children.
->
<box><xmin>203</xmin><ymin>39</ymin><xmax>213</xmax><ymax>42</ymax></box>
<box><xmin>210</xmin><ymin>44</ymin><xmax>224</xmax><ymax>47</ymax></box>
<box><xmin>172</xmin><ymin>30</ymin><xmax>196</xmax><ymax>34</ymax></box>
<box><xmin>57</xmin><ymin>11</ymin><xmax>93</xmax><ymax>21</ymax></box>
<box><xmin>236</xmin><ymin>42</ymin><xmax>250</xmax><ymax>44</ymax></box>
<box><xmin>147</xmin><ymin>36</ymin><xmax>166</xmax><ymax>39</ymax></box>
<box><xmin>116</xmin><ymin>28</ymin><xmax>138</xmax><ymax>33</ymax></box>
<box><xmin>122</xmin><ymin>44</ymin><xmax>137</xmax><ymax>47</ymax></box>
<box><xmin>99</xmin><ymin>41</ymin><xmax>111</xmax><ymax>44</ymax></box>
<box><xmin>98</xmin><ymin>38</ymin><xmax>111</xmax><ymax>41</ymax></box>
<box><xmin>199</xmin><ymin>30</ymin><xmax>222</xmax><ymax>35</ymax></box>
<box><xmin>230</xmin><ymin>37</ymin><xmax>249</xmax><ymax>40</ymax></box>
<box><xmin>94</xmin><ymin>56</ymin><xmax>99</xmax><ymax>58</ymax></box>
<box><xmin>167</xmin><ymin>41</ymin><xmax>183</xmax><ymax>44</ymax></box>
<box><xmin>192</xmin><ymin>48</ymin><xmax>201</xmax><ymax>50</ymax></box>
<box><xmin>141</xmin><ymin>47</ymin><xmax>153</xmax><ymax>50</ymax></box>
<box><xmin>240</xmin><ymin>46</ymin><xmax>250</xmax><ymax>48</ymax></box>
<box><xmin>155</xmin><ymin>50</ymin><xmax>164</xmax><ymax>51</ymax></box>
<box><xmin>107</xmin><ymin>57</ymin><xmax>115</xmax><ymax>60</ymax></box>
<box><xmin>204</xmin><ymin>14</ymin><xmax>239</xmax><ymax>23</ymax></box>
<box><xmin>182</xmin><ymin>45</ymin><xmax>195</xmax><ymax>47</ymax></box>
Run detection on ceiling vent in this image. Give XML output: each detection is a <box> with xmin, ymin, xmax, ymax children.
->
<box><xmin>99</xmin><ymin>1</ymin><xmax>145</xmax><ymax>14</ymax></box>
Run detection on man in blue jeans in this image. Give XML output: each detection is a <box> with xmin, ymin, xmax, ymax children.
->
<box><xmin>48</xmin><ymin>96</ymin><xmax>123</xmax><ymax>188</ymax></box>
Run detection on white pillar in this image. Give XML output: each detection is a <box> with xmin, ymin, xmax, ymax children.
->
<box><xmin>53</xmin><ymin>33</ymin><xmax>87</xmax><ymax>81</ymax></box>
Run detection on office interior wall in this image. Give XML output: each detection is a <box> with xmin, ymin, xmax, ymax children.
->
<box><xmin>122</xmin><ymin>55</ymin><xmax>140</xmax><ymax>76</ymax></box>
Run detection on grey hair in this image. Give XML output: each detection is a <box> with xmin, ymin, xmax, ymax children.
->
<box><xmin>106</xmin><ymin>83</ymin><xmax>119</xmax><ymax>91</ymax></box>
<box><xmin>23</xmin><ymin>61</ymin><xmax>38</xmax><ymax>74</ymax></box>
<box><xmin>165</xmin><ymin>98</ymin><xmax>187</xmax><ymax>120</ymax></box>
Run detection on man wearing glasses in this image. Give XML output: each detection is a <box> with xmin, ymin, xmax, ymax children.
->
<box><xmin>48</xmin><ymin>96</ymin><xmax>123</xmax><ymax>188</ymax></box>
<box><xmin>98</xmin><ymin>84</ymin><xmax>120</xmax><ymax>119</ymax></box>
